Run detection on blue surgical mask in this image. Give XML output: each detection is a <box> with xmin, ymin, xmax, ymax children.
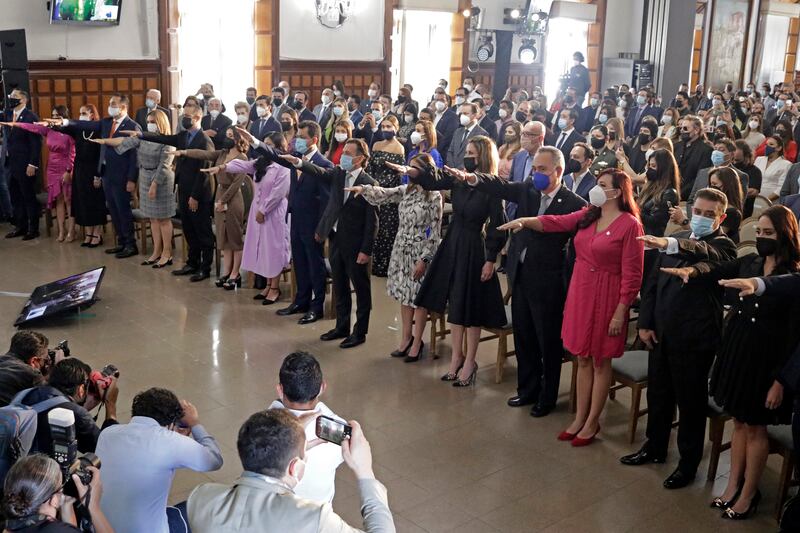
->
<box><xmin>690</xmin><ymin>215</ymin><xmax>715</xmax><ymax>238</ymax></box>
<box><xmin>765</xmin><ymin>145</ymin><xmax>776</xmax><ymax>157</ymax></box>
<box><xmin>145</xmin><ymin>98</ymin><xmax>156</xmax><ymax>109</ymax></box>
<box><xmin>710</xmin><ymin>150</ymin><xmax>726</xmax><ymax>167</ymax></box>
<box><xmin>371</xmin><ymin>110</ymin><xmax>383</xmax><ymax>121</ymax></box>
<box><xmin>294</xmin><ymin>138</ymin><xmax>308</xmax><ymax>154</ymax></box>
<box><xmin>777</xmin><ymin>100</ymin><xmax>786</xmax><ymax>109</ymax></box>
<box><xmin>636</xmin><ymin>95</ymin><xmax>647</xmax><ymax>105</ymax></box>
<box><xmin>340</xmin><ymin>154</ymin><xmax>354</xmax><ymax>171</ymax></box>
<box><xmin>598</xmin><ymin>114</ymin><xmax>608</xmax><ymax>124</ymax></box>
<box><xmin>557</xmin><ymin>118</ymin><xmax>568</xmax><ymax>130</ymax></box>
<box><xmin>532</xmin><ymin>172</ymin><xmax>550</xmax><ymax>191</ymax></box>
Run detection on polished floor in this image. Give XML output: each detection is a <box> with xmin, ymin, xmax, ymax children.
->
<box><xmin>0</xmin><ymin>230</ymin><xmax>782</xmax><ymax>532</ymax></box>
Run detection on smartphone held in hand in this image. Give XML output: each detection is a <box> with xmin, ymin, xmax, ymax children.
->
<box><xmin>315</xmin><ymin>415</ymin><xmax>352</xmax><ymax>445</ymax></box>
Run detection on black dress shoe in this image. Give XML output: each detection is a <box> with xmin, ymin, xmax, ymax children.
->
<box><xmin>115</xmin><ymin>246</ymin><xmax>138</xmax><ymax>258</ymax></box>
<box><xmin>277</xmin><ymin>304</ymin><xmax>308</xmax><ymax>316</ymax></box>
<box><xmin>298</xmin><ymin>311</ymin><xmax>319</xmax><ymax>325</ymax></box>
<box><xmin>320</xmin><ymin>329</ymin><xmax>348</xmax><ymax>341</ymax></box>
<box><xmin>189</xmin><ymin>271</ymin><xmax>211</xmax><ymax>282</ymax></box>
<box><xmin>172</xmin><ymin>265</ymin><xmax>198</xmax><ymax>276</ymax></box>
<box><xmin>105</xmin><ymin>245</ymin><xmax>124</xmax><ymax>254</ymax></box>
<box><xmin>530</xmin><ymin>404</ymin><xmax>554</xmax><ymax>418</ymax></box>
<box><xmin>663</xmin><ymin>468</ymin><xmax>695</xmax><ymax>490</ymax></box>
<box><xmin>22</xmin><ymin>232</ymin><xmax>40</xmax><ymax>241</ymax></box>
<box><xmin>5</xmin><ymin>228</ymin><xmax>24</xmax><ymax>239</ymax></box>
<box><xmin>620</xmin><ymin>447</ymin><xmax>666</xmax><ymax>466</ymax></box>
<box><xmin>507</xmin><ymin>395</ymin><xmax>536</xmax><ymax>407</ymax></box>
<box><xmin>340</xmin><ymin>335</ymin><xmax>366</xmax><ymax>349</ymax></box>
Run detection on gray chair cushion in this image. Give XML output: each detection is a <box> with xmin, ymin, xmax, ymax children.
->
<box><xmin>768</xmin><ymin>425</ymin><xmax>794</xmax><ymax>451</ymax></box>
<box><xmin>612</xmin><ymin>350</ymin><xmax>648</xmax><ymax>382</ymax></box>
<box><xmin>132</xmin><ymin>208</ymin><xmax>146</xmax><ymax>221</ymax></box>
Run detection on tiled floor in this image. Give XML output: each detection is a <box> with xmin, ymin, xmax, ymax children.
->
<box><xmin>0</xmin><ymin>233</ymin><xmax>782</xmax><ymax>532</ymax></box>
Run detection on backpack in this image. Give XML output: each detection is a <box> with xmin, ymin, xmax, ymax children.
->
<box><xmin>0</xmin><ymin>388</ymin><xmax>70</xmax><ymax>486</ymax></box>
<box><xmin>781</xmin><ymin>493</ymin><xmax>800</xmax><ymax>532</ymax></box>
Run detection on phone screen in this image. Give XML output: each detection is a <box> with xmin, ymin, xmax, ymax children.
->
<box><xmin>316</xmin><ymin>416</ymin><xmax>351</xmax><ymax>445</ymax></box>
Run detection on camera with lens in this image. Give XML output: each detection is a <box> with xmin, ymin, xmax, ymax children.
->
<box><xmin>47</xmin><ymin>408</ymin><xmax>102</xmax><ymax>492</ymax></box>
<box><xmin>47</xmin><ymin>339</ymin><xmax>71</xmax><ymax>365</ymax></box>
<box><xmin>88</xmin><ymin>364</ymin><xmax>120</xmax><ymax>398</ymax></box>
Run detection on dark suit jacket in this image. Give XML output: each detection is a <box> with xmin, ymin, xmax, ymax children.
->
<box><xmin>624</xmin><ymin>105</ymin><xmax>660</xmax><ymax>139</ymax></box>
<box><xmin>637</xmin><ymin>229</ymin><xmax>736</xmax><ymax>352</ymax></box>
<box><xmin>299</xmin><ymin>162</ymin><xmax>378</xmax><ymax>256</ymax></box>
<box><xmin>354</xmin><ymin>121</ymin><xmax>388</xmax><ymax>151</ymax></box>
<box><xmin>674</xmin><ymin>139</ymin><xmax>713</xmax><ymax>199</ymax></box>
<box><xmin>562</xmin><ymin>171</ymin><xmax>596</xmax><ymax>202</ymax></box>
<box><xmin>141</xmin><ymin>130</ymin><xmax>214</xmax><ymax>201</ymax></box>
<box><xmin>435</xmin><ymin>109</ymin><xmax>459</xmax><ymax>156</ymax></box>
<box><xmin>473</xmin><ymin>176</ymin><xmax>586</xmax><ymax>288</ymax></box>
<box><xmin>479</xmin><ymin>115</ymin><xmax>498</xmax><ymax>142</ymax></box>
<box><xmin>553</xmin><ymin>129</ymin><xmax>583</xmax><ymax>161</ymax></box>
<box><xmin>761</xmin><ymin>273</ymin><xmax>800</xmax><ymax>390</ymax></box>
<box><xmin>68</xmin><ymin>115</ymin><xmax>140</xmax><ymax>182</ymax></box>
<box><xmin>298</xmin><ymin>108</ymin><xmax>316</xmax><ymax>123</ymax></box>
<box><xmin>249</xmin><ymin>116</ymin><xmax>281</xmax><ymax>142</ymax></box>
<box><xmin>1</xmin><ymin>107</ymin><xmax>41</xmax><ymax>169</ymax></box>
<box><xmin>134</xmin><ymin>105</ymin><xmax>171</xmax><ymax>130</ymax></box>
<box><xmin>578</xmin><ymin>105</ymin><xmax>599</xmax><ymax>134</ymax></box>
<box><xmin>350</xmin><ymin>109</ymin><xmax>364</xmax><ymax>127</ymax></box>
<box><xmin>201</xmin><ymin>113</ymin><xmax>233</xmax><ymax>150</ymax></box>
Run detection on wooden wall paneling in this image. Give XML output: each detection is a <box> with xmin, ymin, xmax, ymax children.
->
<box><xmin>254</xmin><ymin>0</ymin><xmax>278</xmax><ymax>94</ymax></box>
<box><xmin>450</xmin><ymin>1</ymin><xmax>469</xmax><ymax>93</ymax></box>
<box><xmin>467</xmin><ymin>65</ymin><xmax>543</xmax><ymax>96</ymax></box>
<box><xmin>786</xmin><ymin>17</ymin><xmax>800</xmax><ymax>83</ymax></box>
<box><xmin>281</xmin><ymin>62</ymin><xmax>386</xmax><ymax>107</ymax></box>
<box><xmin>586</xmin><ymin>0</ymin><xmax>606</xmax><ymax>92</ymax></box>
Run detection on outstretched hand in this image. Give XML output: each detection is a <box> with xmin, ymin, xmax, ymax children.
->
<box><xmin>385</xmin><ymin>161</ymin><xmax>418</xmax><ymax>177</ymax></box>
<box><xmin>234</xmin><ymin>126</ymin><xmax>257</xmax><ymax>144</ymax></box>
<box><xmin>717</xmin><ymin>277</ymin><xmax>759</xmax><ymax>297</ymax></box>
<box><xmin>118</xmin><ymin>129</ymin><xmax>141</xmax><ymax>138</ymax></box>
<box><xmin>443</xmin><ymin>165</ymin><xmax>475</xmax><ymax>183</ymax></box>
<box><xmin>344</xmin><ymin>185</ymin><xmax>364</xmax><ymax>197</ymax></box>
<box><xmin>498</xmin><ymin>217</ymin><xmax>532</xmax><ymax>233</ymax></box>
<box><xmin>200</xmin><ymin>164</ymin><xmax>226</xmax><ymax>174</ymax></box>
<box><xmin>279</xmin><ymin>153</ymin><xmax>301</xmax><ymax>166</ymax></box>
<box><xmin>660</xmin><ymin>266</ymin><xmax>695</xmax><ymax>284</ymax></box>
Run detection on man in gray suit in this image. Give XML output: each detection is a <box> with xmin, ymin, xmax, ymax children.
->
<box><xmin>780</xmin><ymin>160</ymin><xmax>800</xmax><ymax>198</ymax></box>
<box><xmin>313</xmin><ymin>88</ymin><xmax>335</xmax><ymax>125</ymax></box>
<box><xmin>187</xmin><ymin>409</ymin><xmax>395</xmax><ymax>533</ymax></box>
<box><xmin>446</xmin><ymin>102</ymin><xmax>488</xmax><ymax>169</ymax></box>
<box><xmin>687</xmin><ymin>139</ymin><xmax>748</xmax><ymax>206</ymax></box>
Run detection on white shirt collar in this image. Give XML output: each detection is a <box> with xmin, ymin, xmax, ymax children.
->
<box><xmin>560</xmin><ymin>128</ymin><xmax>574</xmax><ymax>136</ymax></box>
<box><xmin>348</xmin><ymin>167</ymin><xmax>363</xmax><ymax>179</ymax></box>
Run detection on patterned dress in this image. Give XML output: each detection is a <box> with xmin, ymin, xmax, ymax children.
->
<box><xmin>115</xmin><ymin>137</ymin><xmax>176</xmax><ymax>219</ymax></box>
<box><xmin>359</xmin><ymin>184</ymin><xmax>443</xmax><ymax>306</ymax></box>
<box><xmin>368</xmin><ymin>150</ymin><xmax>405</xmax><ymax>276</ymax></box>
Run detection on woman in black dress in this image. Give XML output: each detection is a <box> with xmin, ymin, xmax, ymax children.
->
<box><xmin>59</xmin><ymin>104</ymin><xmax>107</xmax><ymax>247</ymax></box>
<box><xmin>662</xmin><ymin>205</ymin><xmax>800</xmax><ymax>520</ymax></box>
<box><xmin>638</xmin><ymin>149</ymin><xmax>680</xmax><ymax>279</ymax></box>
<box><xmin>389</xmin><ymin>135</ymin><xmax>506</xmax><ymax>387</ymax></box>
<box><xmin>734</xmin><ymin>139</ymin><xmax>762</xmax><ymax>219</ymax></box>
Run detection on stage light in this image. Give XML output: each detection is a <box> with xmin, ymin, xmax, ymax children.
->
<box><xmin>462</xmin><ymin>8</ymin><xmax>471</xmax><ymax>17</ymax></box>
<box><xmin>510</xmin><ymin>8</ymin><xmax>521</xmax><ymax>19</ymax></box>
<box><xmin>519</xmin><ymin>39</ymin><xmax>537</xmax><ymax>64</ymax></box>
<box><xmin>531</xmin><ymin>12</ymin><xmax>540</xmax><ymax>22</ymax></box>
<box><xmin>476</xmin><ymin>35</ymin><xmax>494</xmax><ymax>62</ymax></box>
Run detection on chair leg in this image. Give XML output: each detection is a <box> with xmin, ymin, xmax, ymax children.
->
<box><xmin>430</xmin><ymin>315</ymin><xmax>438</xmax><ymax>357</ymax></box>
<box><xmin>495</xmin><ymin>333</ymin><xmax>507</xmax><ymax>384</ymax></box>
<box><xmin>706</xmin><ymin>417</ymin><xmax>724</xmax><ymax>482</ymax></box>
<box><xmin>776</xmin><ymin>452</ymin><xmax>795</xmax><ymax>519</ymax></box>
<box><xmin>628</xmin><ymin>384</ymin><xmax>642</xmax><ymax>444</ymax></box>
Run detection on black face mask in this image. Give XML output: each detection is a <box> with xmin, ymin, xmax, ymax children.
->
<box><xmin>291</xmin><ymin>100</ymin><xmax>304</xmax><ymax>111</ymax></box>
<box><xmin>563</xmin><ymin>95</ymin><xmax>574</xmax><ymax>105</ymax></box>
<box><xmin>463</xmin><ymin>156</ymin><xmax>478</xmax><ymax>173</ymax></box>
<box><xmin>246</xmin><ymin>97</ymin><xmax>255</xmax><ymax>105</ymax></box>
<box><xmin>565</xmin><ymin>158</ymin><xmax>582</xmax><ymax>175</ymax></box>
<box><xmin>181</xmin><ymin>116</ymin><xmax>194</xmax><ymax>130</ymax></box>
<box><xmin>382</xmin><ymin>130</ymin><xmax>396</xmax><ymax>139</ymax></box>
<box><xmin>280</xmin><ymin>121</ymin><xmax>292</xmax><ymax>132</ymax></box>
<box><xmin>272</xmin><ymin>98</ymin><xmax>283</xmax><ymax>107</ymax></box>
<box><xmin>675</xmin><ymin>100</ymin><xmax>684</xmax><ymax>107</ymax></box>
<box><xmin>680</xmin><ymin>132</ymin><xmax>691</xmax><ymax>143</ymax></box>
<box><xmin>396</xmin><ymin>96</ymin><xmax>407</xmax><ymax>103</ymax></box>
<box><xmin>221</xmin><ymin>138</ymin><xmax>235</xmax><ymax>149</ymax></box>
<box><xmin>756</xmin><ymin>237</ymin><xmax>778</xmax><ymax>257</ymax></box>
<box><xmin>645</xmin><ymin>168</ymin><xmax>658</xmax><ymax>182</ymax></box>
<box><xmin>6</xmin><ymin>97</ymin><xmax>21</xmax><ymax>109</ymax></box>
<box><xmin>638</xmin><ymin>133</ymin><xmax>651</xmax><ymax>145</ymax></box>
<box><xmin>515</xmin><ymin>111</ymin><xmax>527</xmax><ymax>122</ymax></box>
<box><xmin>590</xmin><ymin>137</ymin><xmax>605</xmax><ymax>150</ymax></box>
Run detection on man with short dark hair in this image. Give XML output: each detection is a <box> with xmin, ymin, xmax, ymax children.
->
<box><xmin>569</xmin><ymin>51</ymin><xmax>591</xmax><ymax>106</ymax></box>
<box><xmin>0</xmin><ymin>330</ymin><xmax>51</xmax><ymax>405</ymax></box>
<box><xmin>446</xmin><ymin>102</ymin><xmax>488</xmax><ymax>169</ymax></box>
<box><xmin>245</xmin><ymin>86</ymin><xmax>258</xmax><ymax>106</ymax></box>
<box><xmin>553</xmin><ymin>107</ymin><xmax>582</xmax><ymax>161</ymax></box>
<box><xmin>563</xmin><ymin>142</ymin><xmax>596</xmax><ymax>201</ymax></box>
<box><xmin>355</xmin><ymin>100</ymin><xmax>388</xmax><ymax>150</ymax></box>
<box><xmin>96</xmin><ymin>387</ymin><xmax>223</xmax><ymax>533</ymax></box>
<box><xmin>249</xmin><ymin>95</ymin><xmax>281</xmax><ymax>142</ymax></box>
<box><xmin>621</xmin><ymin>188</ymin><xmax>736</xmax><ymax>490</ymax></box>
<box><xmin>188</xmin><ymin>410</ymin><xmax>394</xmax><ymax>532</ymax></box>
<box><xmin>474</xmin><ymin>98</ymin><xmax>498</xmax><ymax>142</ymax></box>
<box><xmin>347</xmin><ymin>94</ymin><xmax>363</xmax><ymax>126</ymax></box>
<box><xmin>271</xmin><ymin>86</ymin><xmax>290</xmax><ymax>122</ymax></box>
<box><xmin>268</xmin><ymin>352</ymin><xmax>344</xmax><ymax>502</ymax></box>
<box><xmin>291</xmin><ymin>91</ymin><xmax>317</xmax><ymax>122</ymax></box>
<box><xmin>625</xmin><ymin>88</ymin><xmax>661</xmax><ymax>139</ymax></box>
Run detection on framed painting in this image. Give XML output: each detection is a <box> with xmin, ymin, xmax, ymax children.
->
<box><xmin>705</xmin><ymin>0</ymin><xmax>752</xmax><ymax>89</ymax></box>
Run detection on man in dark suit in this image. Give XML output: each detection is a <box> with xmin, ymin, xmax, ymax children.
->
<box><xmin>347</xmin><ymin>95</ymin><xmax>363</xmax><ymax>127</ymax></box>
<box><xmin>313</xmin><ymin>89</ymin><xmax>334</xmax><ymax>125</ymax></box>
<box><xmin>674</xmin><ymin>115</ymin><xmax>713</xmax><ymax>199</ymax></box>
<box><xmin>249</xmin><ymin>96</ymin><xmax>281</xmax><ymax>143</ymax></box>
<box><xmin>482</xmin><ymin>91</ymin><xmax>500</xmax><ymax>122</ymax></box>
<box><xmin>552</xmin><ymin>107</ymin><xmax>582</xmax><ymax>162</ymax></box>
<box><xmin>2</xmin><ymin>89</ymin><xmax>42</xmax><ymax>240</ymax></box>
<box><xmin>285</xmin><ymin>138</ymin><xmax>377</xmax><ymax>349</ymax></box>
<box><xmin>625</xmin><ymin>89</ymin><xmax>661</xmax><ymax>140</ymax></box>
<box><xmin>247</xmin><ymin>121</ymin><xmax>332</xmax><ymax>324</ymax></box>
<box><xmin>446</xmin><ymin>102</ymin><xmax>488</xmax><ymax>169</ymax></box>
<box><xmin>360</xmin><ymin>81</ymin><xmax>381</xmax><ymax>115</ymax></box>
<box><xmin>134</xmin><ymin>88</ymin><xmax>171</xmax><ymax>130</ymax></box>
<box><xmin>140</xmin><ymin>104</ymin><xmax>215</xmax><ymax>281</ymax></box>
<box><xmin>432</xmin><ymin>91</ymin><xmax>458</xmax><ymax>156</ymax></box>
<box><xmin>621</xmin><ymin>188</ymin><xmax>736</xmax><ymax>490</ymax></box>
<box><xmin>354</xmin><ymin>101</ymin><xmax>388</xmax><ymax>150</ymax></box>
<box><xmin>290</xmin><ymin>91</ymin><xmax>317</xmax><ymax>123</ymax></box>
<box><xmin>471</xmin><ymin>146</ymin><xmax>586</xmax><ymax>415</ymax></box>
<box><xmin>65</xmin><ymin>93</ymin><xmax>140</xmax><ymax>256</ymax></box>
<box><xmin>201</xmin><ymin>98</ymin><xmax>233</xmax><ymax>150</ymax></box>
<box><xmin>475</xmin><ymin>99</ymin><xmax>498</xmax><ymax>142</ymax></box>
<box><xmin>505</xmin><ymin>121</ymin><xmax>545</xmax><ymax>220</ymax></box>
<box><xmin>578</xmin><ymin>92</ymin><xmax>602</xmax><ymax>135</ymax></box>
<box><xmin>562</xmin><ymin>142</ymin><xmax>596</xmax><ymax>201</ymax></box>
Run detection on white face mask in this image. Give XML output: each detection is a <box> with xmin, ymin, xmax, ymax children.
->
<box><xmin>748</xmin><ymin>120</ymin><xmax>759</xmax><ymax>130</ymax></box>
<box><xmin>321</xmin><ymin>95</ymin><xmax>332</xmax><ymax>105</ymax></box>
<box><xmin>79</xmin><ymin>114</ymin><xmax>91</xmax><ymax>121</ymax></box>
<box><xmin>404</xmin><ymin>113</ymin><xmax>413</xmax><ymax>123</ymax></box>
<box><xmin>108</xmin><ymin>106</ymin><xmax>120</xmax><ymax>117</ymax></box>
<box><xmin>145</xmin><ymin>98</ymin><xmax>156</xmax><ymax>109</ymax></box>
<box><xmin>459</xmin><ymin>113</ymin><xmax>471</xmax><ymax>127</ymax></box>
<box><xmin>147</xmin><ymin>123</ymin><xmax>159</xmax><ymax>133</ymax></box>
<box><xmin>645</xmin><ymin>148</ymin><xmax>654</xmax><ymax>161</ymax></box>
<box><xmin>588</xmin><ymin>184</ymin><xmax>610</xmax><ymax>207</ymax></box>
<box><xmin>256</xmin><ymin>106</ymin><xmax>269</xmax><ymax>118</ymax></box>
<box><xmin>498</xmin><ymin>108</ymin><xmax>508</xmax><ymax>119</ymax></box>
<box><xmin>463</xmin><ymin>84</ymin><xmax>473</xmax><ymax>92</ymax></box>
<box><xmin>661</xmin><ymin>115</ymin><xmax>672</xmax><ymax>125</ymax></box>
<box><xmin>237</xmin><ymin>113</ymin><xmax>248</xmax><ymax>124</ymax></box>
<box><xmin>209</xmin><ymin>110</ymin><xmax>220</xmax><ymax>119</ymax></box>
<box><xmin>368</xmin><ymin>89</ymin><xmax>377</xmax><ymax>98</ymax></box>
<box><xmin>410</xmin><ymin>131</ymin><xmax>423</xmax><ymax>145</ymax></box>
<box><xmin>333</xmin><ymin>90</ymin><xmax>341</xmax><ymax>97</ymax></box>
<box><xmin>435</xmin><ymin>101</ymin><xmax>446</xmax><ymax>112</ymax></box>
<box><xmin>334</xmin><ymin>132</ymin><xmax>348</xmax><ymax>143</ymax></box>
<box><xmin>455</xmin><ymin>96</ymin><xmax>466</xmax><ymax>106</ymax></box>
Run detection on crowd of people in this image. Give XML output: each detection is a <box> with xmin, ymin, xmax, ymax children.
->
<box><xmin>4</xmin><ymin>50</ymin><xmax>800</xmax><ymax>528</ymax></box>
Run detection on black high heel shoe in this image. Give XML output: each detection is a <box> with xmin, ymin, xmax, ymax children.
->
<box><xmin>441</xmin><ymin>362</ymin><xmax>464</xmax><ymax>381</ymax></box>
<box><xmin>152</xmin><ymin>258</ymin><xmax>173</xmax><ymax>269</ymax></box>
<box><xmin>86</xmin><ymin>235</ymin><xmax>103</xmax><ymax>248</ymax></box>
<box><xmin>722</xmin><ymin>490</ymin><xmax>761</xmax><ymax>520</ymax></box>
<box><xmin>452</xmin><ymin>364</ymin><xmax>478</xmax><ymax>387</ymax></box>
<box><xmin>81</xmin><ymin>234</ymin><xmax>96</xmax><ymax>247</ymax></box>
<box><xmin>391</xmin><ymin>337</ymin><xmax>414</xmax><ymax>358</ymax></box>
<box><xmin>223</xmin><ymin>275</ymin><xmax>242</xmax><ymax>290</ymax></box>
<box><xmin>215</xmin><ymin>275</ymin><xmax>230</xmax><ymax>288</ymax></box>
<box><xmin>141</xmin><ymin>258</ymin><xmax>159</xmax><ymax>266</ymax></box>
<box><xmin>262</xmin><ymin>287</ymin><xmax>282</xmax><ymax>304</ymax></box>
<box><xmin>404</xmin><ymin>341</ymin><xmax>425</xmax><ymax>363</ymax></box>
<box><xmin>710</xmin><ymin>484</ymin><xmax>743</xmax><ymax>510</ymax></box>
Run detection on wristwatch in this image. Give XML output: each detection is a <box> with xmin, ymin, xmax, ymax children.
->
<box><xmin>421</xmin><ymin>257</ymin><xmax>431</xmax><ymax>264</ymax></box>
<box><xmin>680</xmin><ymin>218</ymin><xmax>689</xmax><ymax>226</ymax></box>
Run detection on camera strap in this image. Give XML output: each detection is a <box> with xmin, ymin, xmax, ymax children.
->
<box><xmin>90</xmin><ymin>387</ymin><xmax>109</xmax><ymax>423</ymax></box>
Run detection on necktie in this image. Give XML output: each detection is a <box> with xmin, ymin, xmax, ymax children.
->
<box><xmin>537</xmin><ymin>194</ymin><xmax>551</xmax><ymax>216</ymax></box>
<box><xmin>110</xmin><ymin>119</ymin><xmax>118</xmax><ymax>138</ymax></box>
<box><xmin>462</xmin><ymin>128</ymin><xmax>469</xmax><ymax>146</ymax></box>
<box><xmin>557</xmin><ymin>132</ymin><xmax>566</xmax><ymax>149</ymax></box>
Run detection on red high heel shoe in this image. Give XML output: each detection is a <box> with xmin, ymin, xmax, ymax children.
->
<box><xmin>557</xmin><ymin>428</ymin><xmax>580</xmax><ymax>441</ymax></box>
<box><xmin>571</xmin><ymin>426</ymin><xmax>600</xmax><ymax>447</ymax></box>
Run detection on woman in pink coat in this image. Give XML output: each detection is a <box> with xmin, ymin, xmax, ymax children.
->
<box><xmin>207</xmin><ymin>150</ymin><xmax>291</xmax><ymax>303</ymax></box>
<box><xmin>501</xmin><ymin>169</ymin><xmax>644</xmax><ymax>447</ymax></box>
<box><xmin>2</xmin><ymin>106</ymin><xmax>76</xmax><ymax>242</ymax></box>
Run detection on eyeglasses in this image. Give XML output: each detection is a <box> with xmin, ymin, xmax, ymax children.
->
<box><xmin>521</xmin><ymin>132</ymin><xmax>540</xmax><ymax>137</ymax></box>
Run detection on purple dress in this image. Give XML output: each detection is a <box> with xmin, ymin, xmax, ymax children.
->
<box><xmin>16</xmin><ymin>122</ymin><xmax>75</xmax><ymax>208</ymax></box>
<box><xmin>227</xmin><ymin>159</ymin><xmax>291</xmax><ymax>278</ymax></box>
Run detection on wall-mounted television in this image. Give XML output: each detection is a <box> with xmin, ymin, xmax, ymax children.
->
<box><xmin>50</xmin><ymin>0</ymin><xmax>122</xmax><ymax>26</ymax></box>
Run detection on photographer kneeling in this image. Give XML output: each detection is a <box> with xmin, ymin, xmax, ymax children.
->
<box><xmin>20</xmin><ymin>359</ymin><xmax>118</xmax><ymax>455</ymax></box>
<box><xmin>0</xmin><ymin>331</ymin><xmax>60</xmax><ymax>406</ymax></box>
<box><xmin>2</xmin><ymin>454</ymin><xmax>114</xmax><ymax>533</ymax></box>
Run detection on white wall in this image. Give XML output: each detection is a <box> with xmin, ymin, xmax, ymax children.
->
<box><xmin>0</xmin><ymin>0</ymin><xmax>159</xmax><ymax>60</ymax></box>
<box><xmin>279</xmin><ymin>0</ymin><xmax>384</xmax><ymax>61</ymax></box>
<box><xmin>602</xmin><ymin>0</ymin><xmax>643</xmax><ymax>58</ymax></box>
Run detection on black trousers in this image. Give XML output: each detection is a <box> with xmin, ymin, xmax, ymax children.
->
<box><xmin>7</xmin><ymin>162</ymin><xmax>39</xmax><ymax>234</ymax></box>
<box><xmin>645</xmin><ymin>339</ymin><xmax>715</xmax><ymax>473</ymax></box>
<box><xmin>291</xmin><ymin>225</ymin><xmax>327</xmax><ymax>314</ymax></box>
<box><xmin>329</xmin><ymin>231</ymin><xmax>371</xmax><ymax>337</ymax></box>
<box><xmin>180</xmin><ymin>196</ymin><xmax>214</xmax><ymax>273</ymax></box>
<box><xmin>511</xmin><ymin>267</ymin><xmax>566</xmax><ymax>407</ymax></box>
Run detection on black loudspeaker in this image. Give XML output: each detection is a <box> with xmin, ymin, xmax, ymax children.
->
<box><xmin>0</xmin><ymin>29</ymin><xmax>28</xmax><ymax>71</ymax></box>
<box><xmin>2</xmin><ymin>69</ymin><xmax>30</xmax><ymax>94</ymax></box>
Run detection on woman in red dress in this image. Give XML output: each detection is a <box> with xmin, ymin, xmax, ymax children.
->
<box><xmin>501</xmin><ymin>169</ymin><xmax>644</xmax><ymax>446</ymax></box>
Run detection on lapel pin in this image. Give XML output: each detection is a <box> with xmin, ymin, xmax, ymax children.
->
<box><xmin>557</xmin><ymin>198</ymin><xmax>562</xmax><ymax>203</ymax></box>
<box><xmin>606</xmin><ymin>231</ymin><xmax>611</xmax><ymax>236</ymax></box>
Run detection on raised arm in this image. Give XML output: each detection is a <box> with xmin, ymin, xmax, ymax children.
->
<box><xmin>140</xmin><ymin>131</ymin><xmax>182</xmax><ymax>148</ymax></box>
<box><xmin>111</xmin><ymin>135</ymin><xmax>141</xmax><ymax>153</ymax></box>
<box><xmin>357</xmin><ymin>184</ymin><xmax>407</xmax><ymax>206</ymax></box>
<box><xmin>6</xmin><ymin>121</ymin><xmax>50</xmax><ymax>136</ymax></box>
<box><xmin>471</xmin><ymin>172</ymin><xmax>527</xmax><ymax>202</ymax></box>
<box><xmin>183</xmin><ymin>148</ymin><xmax>224</xmax><ymax>161</ymax></box>
<box><xmin>298</xmin><ymin>158</ymin><xmax>337</xmax><ymax>184</ymax></box>
<box><xmin>223</xmin><ymin>158</ymin><xmax>258</xmax><ymax>175</ymax></box>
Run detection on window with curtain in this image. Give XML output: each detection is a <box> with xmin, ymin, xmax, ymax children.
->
<box><xmin>177</xmin><ymin>0</ymin><xmax>255</xmax><ymax>117</ymax></box>
<box><xmin>754</xmin><ymin>14</ymin><xmax>789</xmax><ymax>87</ymax></box>
<box><xmin>392</xmin><ymin>9</ymin><xmax>453</xmax><ymax>99</ymax></box>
